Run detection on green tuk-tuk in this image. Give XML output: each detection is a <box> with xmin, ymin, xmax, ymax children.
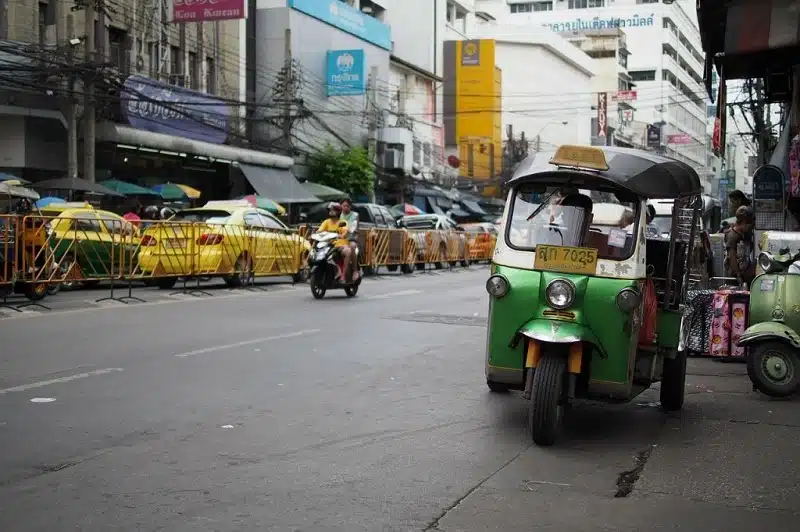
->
<box><xmin>485</xmin><ymin>145</ymin><xmax>702</xmax><ymax>445</ymax></box>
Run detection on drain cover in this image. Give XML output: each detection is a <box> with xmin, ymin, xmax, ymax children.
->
<box><xmin>393</xmin><ymin>314</ymin><xmax>487</xmax><ymax>327</ymax></box>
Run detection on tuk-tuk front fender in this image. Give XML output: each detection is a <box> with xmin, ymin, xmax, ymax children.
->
<box><xmin>737</xmin><ymin>321</ymin><xmax>800</xmax><ymax>349</ymax></box>
<box><xmin>510</xmin><ymin>319</ymin><xmax>606</xmax><ymax>358</ymax></box>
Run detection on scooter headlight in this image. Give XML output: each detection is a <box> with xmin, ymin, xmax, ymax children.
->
<box><xmin>486</xmin><ymin>274</ymin><xmax>509</xmax><ymax>298</ymax></box>
<box><xmin>545</xmin><ymin>279</ymin><xmax>575</xmax><ymax>310</ymax></box>
<box><xmin>758</xmin><ymin>252</ymin><xmax>776</xmax><ymax>273</ymax></box>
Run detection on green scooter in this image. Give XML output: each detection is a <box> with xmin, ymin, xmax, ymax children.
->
<box><xmin>738</xmin><ymin>250</ymin><xmax>800</xmax><ymax>397</ymax></box>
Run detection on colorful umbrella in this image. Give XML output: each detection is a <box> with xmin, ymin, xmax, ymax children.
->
<box><xmin>241</xmin><ymin>194</ymin><xmax>286</xmax><ymax>215</ymax></box>
<box><xmin>35</xmin><ymin>196</ymin><xmax>66</xmax><ymax>208</ymax></box>
<box><xmin>151</xmin><ymin>182</ymin><xmax>201</xmax><ymax>200</ymax></box>
<box><xmin>101</xmin><ymin>179</ymin><xmax>161</xmax><ymax>196</ymax></box>
<box><xmin>0</xmin><ymin>173</ymin><xmax>29</xmax><ymax>185</ymax></box>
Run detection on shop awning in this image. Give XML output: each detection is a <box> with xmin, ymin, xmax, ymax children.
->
<box><xmin>240</xmin><ymin>164</ymin><xmax>320</xmax><ymax>204</ymax></box>
<box><xmin>302</xmin><ymin>181</ymin><xmax>346</xmax><ymax>201</ymax></box>
<box><xmin>96</xmin><ymin>122</ymin><xmax>294</xmax><ymax>169</ymax></box>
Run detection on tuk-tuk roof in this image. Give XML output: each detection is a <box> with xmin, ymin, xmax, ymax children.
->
<box><xmin>509</xmin><ymin>146</ymin><xmax>702</xmax><ymax>199</ymax></box>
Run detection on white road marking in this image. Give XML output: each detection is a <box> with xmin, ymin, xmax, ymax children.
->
<box><xmin>0</xmin><ymin>368</ymin><xmax>124</xmax><ymax>395</ymax></box>
<box><xmin>365</xmin><ymin>289</ymin><xmax>422</xmax><ymax>300</ymax></box>
<box><xmin>221</xmin><ymin>424</ymin><xmax>234</xmax><ymax>429</ymax></box>
<box><xmin>174</xmin><ymin>329</ymin><xmax>320</xmax><ymax>358</ymax></box>
<box><xmin>30</xmin><ymin>397</ymin><xmax>56</xmax><ymax>403</ymax></box>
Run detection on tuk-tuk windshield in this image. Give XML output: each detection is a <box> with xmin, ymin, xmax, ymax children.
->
<box><xmin>507</xmin><ymin>183</ymin><xmax>639</xmax><ymax>260</ymax></box>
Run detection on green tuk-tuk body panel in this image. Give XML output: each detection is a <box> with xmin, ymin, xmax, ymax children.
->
<box><xmin>656</xmin><ymin>309</ymin><xmax>682</xmax><ymax>349</ymax></box>
<box><xmin>486</xmin><ymin>264</ymin><xmax>638</xmax><ymax>386</ymax></box>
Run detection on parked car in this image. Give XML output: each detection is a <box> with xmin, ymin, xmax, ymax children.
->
<box><xmin>138</xmin><ymin>204</ymin><xmax>311</xmax><ymax>289</ymax></box>
<box><xmin>397</xmin><ymin>214</ymin><xmax>468</xmax><ymax>269</ymax></box>
<box><xmin>48</xmin><ymin>208</ymin><xmax>139</xmax><ymax>290</ymax></box>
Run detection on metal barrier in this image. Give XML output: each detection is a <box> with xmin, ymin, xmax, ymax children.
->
<box><xmin>0</xmin><ymin>215</ymin><xmax>493</xmax><ymax>308</ymax></box>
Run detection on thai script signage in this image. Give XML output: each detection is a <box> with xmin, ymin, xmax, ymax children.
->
<box><xmin>667</xmin><ymin>133</ymin><xmax>692</xmax><ymax>145</ymax></box>
<box><xmin>289</xmin><ymin>0</ymin><xmax>392</xmax><ymax>51</ymax></box>
<box><xmin>543</xmin><ymin>13</ymin><xmax>655</xmax><ymax>33</ymax></box>
<box><xmin>326</xmin><ymin>49</ymin><xmax>365</xmax><ymax>97</ymax></box>
<box><xmin>121</xmin><ymin>75</ymin><xmax>230</xmax><ymax>144</ymax></box>
<box><xmin>172</xmin><ymin>0</ymin><xmax>245</xmax><ymax>23</ymax></box>
<box><xmin>614</xmin><ymin>90</ymin><xmax>637</xmax><ymax>102</ymax></box>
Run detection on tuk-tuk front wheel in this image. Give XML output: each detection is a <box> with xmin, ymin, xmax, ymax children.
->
<box><xmin>529</xmin><ymin>354</ymin><xmax>566</xmax><ymax>446</ymax></box>
<box><xmin>747</xmin><ymin>342</ymin><xmax>799</xmax><ymax>398</ymax></box>
<box><xmin>486</xmin><ymin>380</ymin><xmax>510</xmax><ymax>393</ymax></box>
<box><xmin>660</xmin><ymin>350</ymin><xmax>687</xmax><ymax>411</ymax></box>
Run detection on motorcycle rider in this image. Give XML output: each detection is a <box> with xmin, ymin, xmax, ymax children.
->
<box><xmin>317</xmin><ymin>202</ymin><xmax>357</xmax><ymax>282</ymax></box>
<box><xmin>339</xmin><ymin>198</ymin><xmax>359</xmax><ymax>280</ymax></box>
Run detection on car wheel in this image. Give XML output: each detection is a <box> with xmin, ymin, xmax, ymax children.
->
<box><xmin>225</xmin><ymin>254</ymin><xmax>253</xmax><ymax>288</ymax></box>
<box><xmin>155</xmin><ymin>278</ymin><xmax>178</xmax><ymax>290</ymax></box>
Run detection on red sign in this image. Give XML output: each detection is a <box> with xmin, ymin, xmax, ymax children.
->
<box><xmin>614</xmin><ymin>90</ymin><xmax>638</xmax><ymax>102</ymax></box>
<box><xmin>667</xmin><ymin>133</ymin><xmax>692</xmax><ymax>145</ymax></box>
<box><xmin>172</xmin><ymin>0</ymin><xmax>246</xmax><ymax>23</ymax></box>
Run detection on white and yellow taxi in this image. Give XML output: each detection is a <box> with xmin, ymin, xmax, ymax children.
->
<box><xmin>136</xmin><ymin>201</ymin><xmax>311</xmax><ymax>288</ymax></box>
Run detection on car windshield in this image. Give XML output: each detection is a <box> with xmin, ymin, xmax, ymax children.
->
<box><xmin>506</xmin><ymin>184</ymin><xmax>639</xmax><ymax>260</ymax></box>
<box><xmin>170</xmin><ymin>209</ymin><xmax>232</xmax><ymax>223</ymax></box>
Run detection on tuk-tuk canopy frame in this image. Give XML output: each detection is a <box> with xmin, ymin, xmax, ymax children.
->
<box><xmin>509</xmin><ymin>147</ymin><xmax>703</xmax><ymax>200</ymax></box>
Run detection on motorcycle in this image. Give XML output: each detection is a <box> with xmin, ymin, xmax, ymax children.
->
<box><xmin>738</xmin><ymin>249</ymin><xmax>800</xmax><ymax>397</ymax></box>
<box><xmin>308</xmin><ymin>229</ymin><xmax>362</xmax><ymax>299</ymax></box>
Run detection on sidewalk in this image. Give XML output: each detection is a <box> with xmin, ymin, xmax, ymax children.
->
<box><xmin>432</xmin><ymin>358</ymin><xmax>800</xmax><ymax>532</ymax></box>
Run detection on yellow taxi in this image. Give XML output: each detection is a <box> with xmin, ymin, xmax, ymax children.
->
<box><xmin>136</xmin><ymin>201</ymin><xmax>311</xmax><ymax>289</ymax></box>
<box><xmin>48</xmin><ymin>208</ymin><xmax>140</xmax><ymax>289</ymax></box>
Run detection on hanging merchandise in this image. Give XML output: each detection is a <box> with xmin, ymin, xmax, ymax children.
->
<box><xmin>789</xmin><ymin>133</ymin><xmax>800</xmax><ymax>198</ymax></box>
<box><xmin>712</xmin><ymin>70</ymin><xmax>727</xmax><ymax>157</ymax></box>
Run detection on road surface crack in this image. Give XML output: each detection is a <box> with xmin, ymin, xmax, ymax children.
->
<box><xmin>614</xmin><ymin>446</ymin><xmax>654</xmax><ymax>498</ymax></box>
<box><xmin>423</xmin><ymin>444</ymin><xmax>531</xmax><ymax>531</ymax></box>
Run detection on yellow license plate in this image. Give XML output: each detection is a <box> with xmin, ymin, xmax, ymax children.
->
<box><xmin>534</xmin><ymin>245</ymin><xmax>598</xmax><ymax>275</ymax></box>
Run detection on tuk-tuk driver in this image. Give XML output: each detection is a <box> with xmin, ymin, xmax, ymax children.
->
<box><xmin>545</xmin><ymin>193</ymin><xmax>594</xmax><ymax>246</ymax></box>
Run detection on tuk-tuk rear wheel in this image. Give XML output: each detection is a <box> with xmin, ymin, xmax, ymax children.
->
<box><xmin>529</xmin><ymin>354</ymin><xmax>566</xmax><ymax>446</ymax></box>
<box><xmin>24</xmin><ymin>282</ymin><xmax>48</xmax><ymax>301</ymax></box>
<box><xmin>660</xmin><ymin>350</ymin><xmax>687</xmax><ymax>411</ymax></box>
<box><xmin>747</xmin><ymin>342</ymin><xmax>799</xmax><ymax>398</ymax></box>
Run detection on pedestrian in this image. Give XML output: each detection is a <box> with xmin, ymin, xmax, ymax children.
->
<box><xmin>727</xmin><ymin>189</ymin><xmax>751</xmax><ymax>217</ymax></box>
<box><xmin>724</xmin><ymin>205</ymin><xmax>755</xmax><ymax>287</ymax></box>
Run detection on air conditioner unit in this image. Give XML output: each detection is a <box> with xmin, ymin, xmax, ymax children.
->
<box><xmin>382</xmin><ymin>148</ymin><xmax>404</xmax><ymax>170</ymax></box>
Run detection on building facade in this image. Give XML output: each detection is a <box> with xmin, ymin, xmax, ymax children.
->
<box><xmin>0</xmin><ymin>0</ymin><xmax>294</xmax><ymax>201</ymax></box>
<box><xmin>475</xmin><ymin>0</ymin><xmax>712</xmax><ymax>190</ymax></box>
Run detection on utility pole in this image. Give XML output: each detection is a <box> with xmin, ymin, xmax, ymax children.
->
<box><xmin>66</xmin><ymin>14</ymin><xmax>78</xmax><ymax>179</ymax></box>
<box><xmin>366</xmin><ymin>65</ymin><xmax>378</xmax><ymax>203</ymax></box>
<box><xmin>281</xmin><ymin>28</ymin><xmax>293</xmax><ymax>154</ymax></box>
<box><xmin>83</xmin><ymin>0</ymin><xmax>96</xmax><ymax>183</ymax></box>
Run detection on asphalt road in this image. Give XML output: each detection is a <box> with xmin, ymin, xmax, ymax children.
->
<box><xmin>0</xmin><ymin>267</ymin><xmax>798</xmax><ymax>531</ymax></box>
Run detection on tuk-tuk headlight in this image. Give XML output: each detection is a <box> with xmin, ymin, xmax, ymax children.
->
<box><xmin>486</xmin><ymin>274</ymin><xmax>509</xmax><ymax>298</ymax></box>
<box><xmin>545</xmin><ymin>279</ymin><xmax>575</xmax><ymax>310</ymax></box>
<box><xmin>616</xmin><ymin>288</ymin><xmax>641</xmax><ymax>312</ymax></box>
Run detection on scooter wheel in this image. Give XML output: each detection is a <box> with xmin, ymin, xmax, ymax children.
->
<box><xmin>748</xmin><ymin>342</ymin><xmax>799</xmax><ymax>397</ymax></box>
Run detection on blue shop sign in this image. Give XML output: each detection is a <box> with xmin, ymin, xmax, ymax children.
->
<box><xmin>544</xmin><ymin>13</ymin><xmax>655</xmax><ymax>32</ymax></box>
<box><xmin>326</xmin><ymin>49</ymin><xmax>365</xmax><ymax>97</ymax></box>
<box><xmin>121</xmin><ymin>75</ymin><xmax>230</xmax><ymax>144</ymax></box>
<box><xmin>288</xmin><ymin>0</ymin><xmax>391</xmax><ymax>50</ymax></box>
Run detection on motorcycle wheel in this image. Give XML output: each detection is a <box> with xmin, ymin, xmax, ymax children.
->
<box><xmin>344</xmin><ymin>282</ymin><xmax>359</xmax><ymax>297</ymax></box>
<box><xmin>310</xmin><ymin>270</ymin><xmax>326</xmax><ymax>300</ymax></box>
